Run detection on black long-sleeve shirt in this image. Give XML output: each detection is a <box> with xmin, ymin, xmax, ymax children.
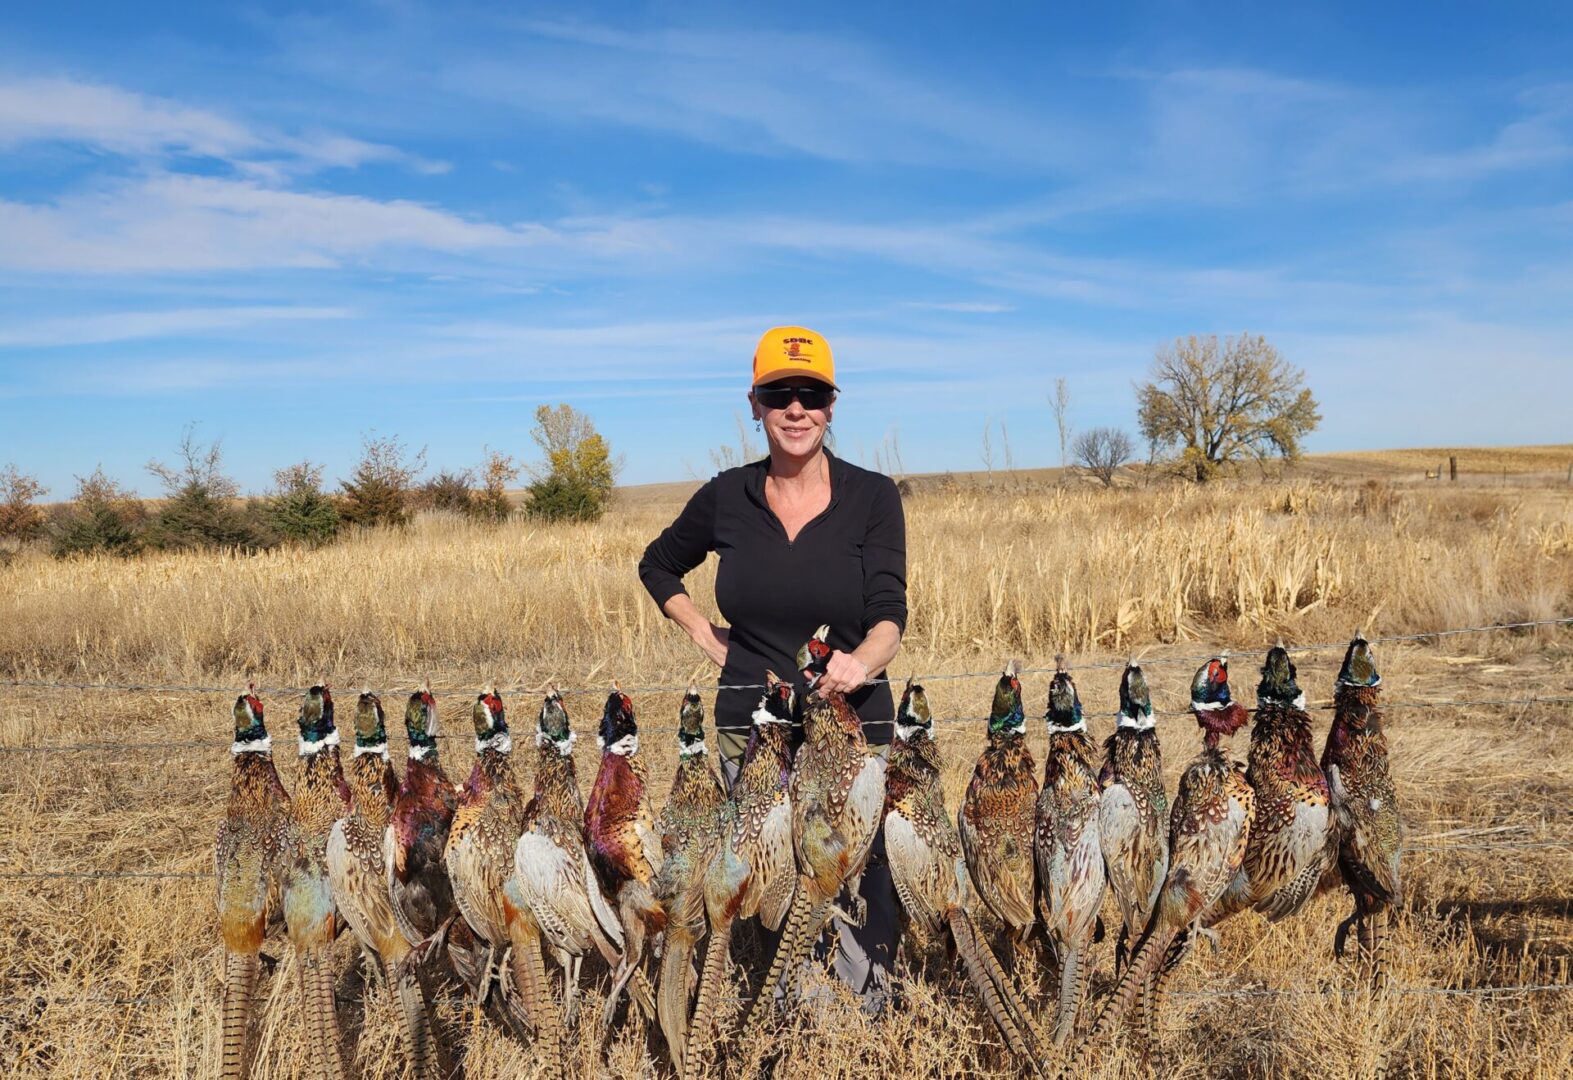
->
<box><xmin>638</xmin><ymin>452</ymin><xmax>908</xmax><ymax>746</ymax></box>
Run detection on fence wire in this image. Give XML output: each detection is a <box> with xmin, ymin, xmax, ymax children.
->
<box><xmin>0</xmin><ymin>616</ymin><xmax>1567</xmax><ymax>700</ymax></box>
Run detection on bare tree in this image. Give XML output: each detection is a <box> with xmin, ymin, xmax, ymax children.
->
<box><xmin>708</xmin><ymin>412</ymin><xmax>761</xmax><ymax>473</ymax></box>
<box><xmin>1073</xmin><ymin>427</ymin><xmax>1134</xmax><ymax>487</ymax></box>
<box><xmin>1137</xmin><ymin>333</ymin><xmax>1320</xmax><ymax>482</ymax></box>
<box><xmin>980</xmin><ymin>418</ymin><xmax>995</xmax><ymax>477</ymax></box>
<box><xmin>1051</xmin><ymin>378</ymin><xmax>1072</xmax><ymax>469</ymax></box>
<box><xmin>0</xmin><ymin>465</ymin><xmax>46</xmax><ymax>542</ymax></box>
<box><xmin>146</xmin><ymin>424</ymin><xmax>238</xmax><ymax>500</ymax></box>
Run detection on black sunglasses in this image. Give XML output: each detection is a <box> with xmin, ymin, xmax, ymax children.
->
<box><xmin>754</xmin><ymin>384</ymin><xmax>836</xmax><ymax>410</ymax></box>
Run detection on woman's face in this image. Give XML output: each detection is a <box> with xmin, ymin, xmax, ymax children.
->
<box><xmin>750</xmin><ymin>379</ymin><xmax>836</xmax><ymax>459</ymax></box>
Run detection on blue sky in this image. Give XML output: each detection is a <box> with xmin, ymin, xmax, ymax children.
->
<box><xmin>2</xmin><ymin>2</ymin><xmax>1571</xmax><ymax>494</ymax></box>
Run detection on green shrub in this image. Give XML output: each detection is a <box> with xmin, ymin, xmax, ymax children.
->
<box><xmin>48</xmin><ymin>468</ymin><xmax>146</xmax><ymax>557</ymax></box>
<box><xmin>341</xmin><ymin>433</ymin><xmax>425</xmax><ymax>529</ymax></box>
<box><xmin>142</xmin><ymin>428</ymin><xmax>264</xmax><ymax>552</ymax></box>
<box><xmin>419</xmin><ymin>470</ymin><xmax>476</xmax><ymax>515</ymax></box>
<box><xmin>524</xmin><ymin>405</ymin><xmax>620</xmax><ymax>523</ymax></box>
<box><xmin>260</xmin><ymin>462</ymin><xmax>341</xmax><ymax>547</ymax></box>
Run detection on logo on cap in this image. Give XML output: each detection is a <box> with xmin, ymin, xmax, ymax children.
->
<box><xmin>787</xmin><ymin>342</ymin><xmax>801</xmax><ymax>358</ymax></box>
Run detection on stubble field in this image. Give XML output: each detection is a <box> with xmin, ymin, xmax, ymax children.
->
<box><xmin>1</xmin><ymin>467</ymin><xmax>1571</xmax><ymax>1078</ymax></box>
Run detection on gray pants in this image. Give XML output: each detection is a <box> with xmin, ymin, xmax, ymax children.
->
<box><xmin>720</xmin><ymin>738</ymin><xmax>898</xmax><ymax>1013</ymax></box>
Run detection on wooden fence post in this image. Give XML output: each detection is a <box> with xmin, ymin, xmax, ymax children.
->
<box><xmin>1449</xmin><ymin>455</ymin><xmax>1458</xmax><ymax>482</ymax></box>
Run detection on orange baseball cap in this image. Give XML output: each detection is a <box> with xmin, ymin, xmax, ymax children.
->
<box><xmin>752</xmin><ymin>326</ymin><xmax>837</xmax><ymax>389</ymax></box>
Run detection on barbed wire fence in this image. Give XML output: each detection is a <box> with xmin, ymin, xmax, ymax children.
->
<box><xmin>1</xmin><ymin>614</ymin><xmax>1570</xmax><ymax>1020</ymax></box>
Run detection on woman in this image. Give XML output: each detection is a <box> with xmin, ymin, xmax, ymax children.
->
<box><xmin>637</xmin><ymin>325</ymin><xmax>906</xmax><ymax>1008</ymax></box>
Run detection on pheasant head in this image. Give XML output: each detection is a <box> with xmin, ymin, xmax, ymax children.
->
<box><xmin>599</xmin><ymin>685</ymin><xmax>639</xmax><ymax>756</ymax></box>
<box><xmin>231</xmin><ymin>683</ymin><xmax>270</xmax><ymax>753</ymax></box>
<box><xmin>471</xmin><ymin>688</ymin><xmax>509</xmax><ymax>752</ymax></box>
<box><xmin>677</xmin><ymin>684</ymin><xmax>708</xmax><ymax>758</ymax></box>
<box><xmin>404</xmin><ymin>684</ymin><xmax>439</xmax><ymax>759</ymax></box>
<box><xmin>1257</xmin><ymin>644</ymin><xmax>1306</xmax><ymax>709</ymax></box>
<box><xmin>1045</xmin><ymin>661</ymin><xmax>1084</xmax><ymax>732</ymax></box>
<box><xmin>796</xmin><ymin>624</ymin><xmax>833</xmax><ymax>690</ymax></box>
<box><xmin>753</xmin><ymin>671</ymin><xmax>797</xmax><ymax>727</ymax></box>
<box><xmin>535</xmin><ymin>686</ymin><xmax>574</xmax><ymax>756</ymax></box>
<box><xmin>297</xmin><ymin>684</ymin><xmax>338</xmax><ymax>755</ymax></box>
<box><xmin>1337</xmin><ymin>635</ymin><xmax>1381</xmax><ymax>690</ymax></box>
<box><xmin>896</xmin><ymin>677</ymin><xmax>933</xmax><ymax>743</ymax></box>
<box><xmin>987</xmin><ymin>660</ymin><xmax>1026</xmax><ymax>736</ymax></box>
<box><xmin>1190</xmin><ymin>656</ymin><xmax>1248</xmax><ymax>746</ymax></box>
<box><xmin>352</xmin><ymin>689</ymin><xmax>389</xmax><ymax>757</ymax></box>
<box><xmin>1117</xmin><ymin>662</ymin><xmax>1155</xmax><ymax>731</ymax></box>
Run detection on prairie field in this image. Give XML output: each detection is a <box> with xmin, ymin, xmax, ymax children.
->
<box><xmin>2</xmin><ymin>470</ymin><xmax>1572</xmax><ymax>1078</ymax></box>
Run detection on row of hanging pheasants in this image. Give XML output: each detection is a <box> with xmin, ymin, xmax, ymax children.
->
<box><xmin>216</xmin><ymin>630</ymin><xmax>1400</xmax><ymax>1079</ymax></box>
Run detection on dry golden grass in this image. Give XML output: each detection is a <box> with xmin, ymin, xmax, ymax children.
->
<box><xmin>1</xmin><ymin>474</ymin><xmax>1571</xmax><ymax>1078</ymax></box>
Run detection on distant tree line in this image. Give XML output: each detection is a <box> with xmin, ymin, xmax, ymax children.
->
<box><xmin>0</xmin><ymin>405</ymin><xmax>621</xmax><ymax>559</ymax></box>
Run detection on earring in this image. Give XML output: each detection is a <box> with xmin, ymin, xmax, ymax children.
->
<box><xmin>755</xmin><ymin>420</ymin><xmax>762</xmax><ymax>432</ymax></box>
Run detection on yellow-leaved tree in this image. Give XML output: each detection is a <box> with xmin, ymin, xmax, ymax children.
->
<box><xmin>525</xmin><ymin>404</ymin><xmax>622</xmax><ymax>522</ymax></box>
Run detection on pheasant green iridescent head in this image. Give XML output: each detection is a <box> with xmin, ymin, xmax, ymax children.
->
<box><xmin>1117</xmin><ymin>663</ymin><xmax>1155</xmax><ymax>731</ymax></box>
<box><xmin>351</xmin><ymin>690</ymin><xmax>389</xmax><ymax>758</ymax></box>
<box><xmin>535</xmin><ymin>686</ymin><xmax>574</xmax><ymax>756</ymax></box>
<box><xmin>896</xmin><ymin>677</ymin><xmax>932</xmax><ymax>742</ymax></box>
<box><xmin>297</xmin><ymin>684</ymin><xmax>338</xmax><ymax>755</ymax></box>
<box><xmin>677</xmin><ymin>684</ymin><xmax>708</xmax><ymax>757</ymax></box>
<box><xmin>230</xmin><ymin>683</ymin><xmax>269</xmax><ymax>753</ymax></box>
<box><xmin>797</xmin><ymin>625</ymin><xmax>833</xmax><ymax>689</ymax></box>
<box><xmin>471</xmin><ymin>689</ymin><xmax>510</xmax><ymax>752</ymax></box>
<box><xmin>404</xmin><ymin>684</ymin><xmax>439</xmax><ymax>760</ymax></box>
<box><xmin>1257</xmin><ymin>644</ymin><xmax>1306</xmax><ymax>710</ymax></box>
<box><xmin>1336</xmin><ymin>635</ymin><xmax>1381</xmax><ymax>690</ymax></box>
<box><xmin>1045</xmin><ymin>660</ymin><xmax>1085</xmax><ymax>732</ymax></box>
<box><xmin>1191</xmin><ymin>657</ymin><xmax>1232</xmax><ymax>711</ymax></box>
<box><xmin>600</xmin><ymin>685</ymin><xmax>638</xmax><ymax>755</ymax></box>
<box><xmin>988</xmin><ymin>660</ymin><xmax>1026</xmax><ymax>736</ymax></box>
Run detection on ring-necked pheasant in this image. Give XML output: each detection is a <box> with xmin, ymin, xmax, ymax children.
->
<box><xmin>958</xmin><ymin>662</ymin><xmax>1040</xmax><ymax>969</ymax></box>
<box><xmin>584</xmin><ymin>686</ymin><xmax>667</xmax><ymax>1039</ymax></box>
<box><xmin>505</xmin><ymin>688</ymin><xmax>608</xmax><ymax>1070</ymax></box>
<box><xmin>1035</xmin><ymin>662</ymin><xmax>1106</xmax><ymax>1045</ymax></box>
<box><xmin>216</xmin><ymin>685</ymin><xmax>290</xmax><ymax>1080</ymax></box>
<box><xmin>281</xmin><ymin>684</ymin><xmax>351</xmax><ymax>1080</ymax></box>
<box><xmin>386</xmin><ymin>685</ymin><xmax>458</xmax><ymax>974</ymax></box>
<box><xmin>1322</xmin><ymin>634</ymin><xmax>1402</xmax><ymax>990</ymax></box>
<box><xmin>685</xmin><ymin>672</ymin><xmax>798</xmax><ymax>1080</ymax></box>
<box><xmin>885</xmin><ymin>679</ymin><xmax>1047</xmax><ymax>1076</ymax></box>
<box><xmin>1098</xmin><ymin>662</ymin><xmax>1168</xmax><ymax>975</ymax></box>
<box><xmin>444</xmin><ymin>689</ymin><xmax>533</xmax><ymax>1028</ymax></box>
<box><xmin>1209</xmin><ymin>645</ymin><xmax>1336</xmax><ymax>925</ymax></box>
<box><xmin>654</xmin><ymin>686</ymin><xmax>727</xmax><ymax>1069</ymax></box>
<box><xmin>744</xmin><ymin>625</ymin><xmax>887</xmax><ymax>1023</ymax></box>
<box><xmin>327</xmin><ymin>690</ymin><xmax>439</xmax><ymax>1078</ymax></box>
<box><xmin>1062</xmin><ymin>656</ymin><xmax>1254</xmax><ymax>1073</ymax></box>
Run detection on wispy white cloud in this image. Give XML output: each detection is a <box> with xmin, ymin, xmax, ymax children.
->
<box><xmin>0</xmin><ymin>74</ymin><xmax>445</xmax><ymax>175</ymax></box>
<box><xmin>0</xmin><ymin>304</ymin><xmax>353</xmax><ymax>347</ymax></box>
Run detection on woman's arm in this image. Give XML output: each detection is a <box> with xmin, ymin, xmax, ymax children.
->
<box><xmin>820</xmin><ymin>475</ymin><xmax>908</xmax><ymax>694</ymax></box>
<box><xmin>638</xmin><ymin>478</ymin><xmax>730</xmax><ymax>667</ymax></box>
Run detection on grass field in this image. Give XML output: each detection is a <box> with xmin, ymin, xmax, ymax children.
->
<box><xmin>1</xmin><ymin>460</ymin><xmax>1571</xmax><ymax>1078</ymax></box>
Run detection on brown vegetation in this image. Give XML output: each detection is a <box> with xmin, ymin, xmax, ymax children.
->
<box><xmin>1</xmin><ymin>471</ymin><xmax>1570</xmax><ymax>1077</ymax></box>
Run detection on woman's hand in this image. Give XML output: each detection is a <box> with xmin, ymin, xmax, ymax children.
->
<box><xmin>693</xmin><ymin>622</ymin><xmax>730</xmax><ymax>668</ymax></box>
<box><xmin>817</xmin><ymin>650</ymin><xmax>871</xmax><ymax>695</ymax></box>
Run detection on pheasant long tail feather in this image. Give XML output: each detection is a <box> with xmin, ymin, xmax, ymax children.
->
<box><xmin>507</xmin><ymin>919</ymin><xmax>562</xmax><ymax>1070</ymax></box>
<box><xmin>1061</xmin><ymin>926</ymin><xmax>1179</xmax><ymax>1080</ymax></box>
<box><xmin>773</xmin><ymin>893</ymin><xmax>834</xmax><ymax>1016</ymax></box>
<box><xmin>682</xmin><ymin>920</ymin><xmax>733</xmax><ymax>1080</ymax></box>
<box><xmin>220</xmin><ymin>950</ymin><xmax>259</xmax><ymax>1080</ymax></box>
<box><xmin>658</xmin><ymin>925</ymin><xmax>699</xmax><ymax>1071</ymax></box>
<box><xmin>948</xmin><ymin>909</ymin><xmax>1048</xmax><ymax>1076</ymax></box>
<box><xmin>1137</xmin><ymin>932</ymin><xmax>1188</xmax><ymax>1054</ymax></box>
<box><xmin>1371</xmin><ymin>907</ymin><xmax>1392</xmax><ymax>994</ymax></box>
<box><xmin>1052</xmin><ymin>942</ymin><xmax>1089</xmax><ymax>1046</ymax></box>
<box><xmin>298</xmin><ymin>946</ymin><xmax>349</xmax><ymax>1080</ymax></box>
<box><xmin>394</xmin><ymin>961</ymin><xmax>442</xmax><ymax>1080</ymax></box>
<box><xmin>629</xmin><ymin>964</ymin><xmax>659</xmax><ymax>1022</ymax></box>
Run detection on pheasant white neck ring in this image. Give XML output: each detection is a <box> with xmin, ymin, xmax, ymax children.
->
<box><xmin>677</xmin><ymin>740</ymin><xmax>709</xmax><ymax>758</ymax></box>
<box><xmin>536</xmin><ymin>730</ymin><xmax>577</xmax><ymax>757</ymax></box>
<box><xmin>1116</xmin><ymin>712</ymin><xmax>1157</xmax><ymax>731</ymax></box>
<box><xmin>751</xmin><ymin>703</ymin><xmax>791</xmax><ymax>726</ymax></box>
<box><xmin>353</xmin><ymin>741</ymin><xmax>389</xmax><ymax>758</ymax></box>
<box><xmin>895</xmin><ymin>721</ymin><xmax>927</xmax><ymax>743</ymax></box>
<box><xmin>298</xmin><ymin>729</ymin><xmax>340</xmax><ymax>756</ymax></box>
<box><xmin>231</xmin><ymin>735</ymin><xmax>272</xmax><ymax>755</ymax></box>
<box><xmin>407</xmin><ymin>743</ymin><xmax>435</xmax><ymax>762</ymax></box>
<box><xmin>475</xmin><ymin>731</ymin><xmax>512</xmax><ymax>754</ymax></box>
<box><xmin>1048</xmin><ymin>719</ymin><xmax>1086</xmax><ymax>733</ymax></box>
<box><xmin>599</xmin><ymin>733</ymin><xmax>639</xmax><ymax>756</ymax></box>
